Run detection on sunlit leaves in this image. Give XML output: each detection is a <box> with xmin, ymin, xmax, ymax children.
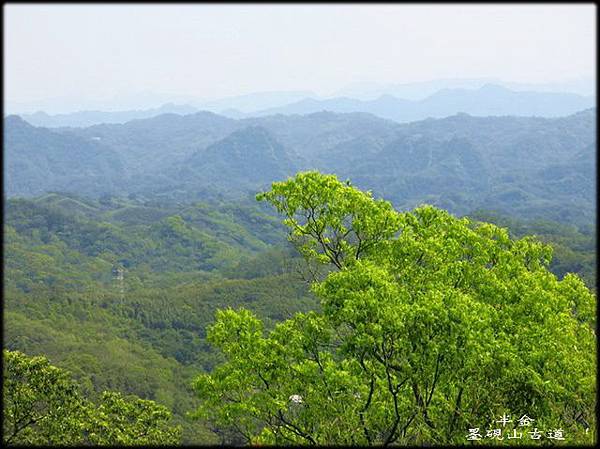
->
<box><xmin>257</xmin><ymin>171</ymin><xmax>401</xmax><ymax>269</ymax></box>
<box><xmin>197</xmin><ymin>172</ymin><xmax>595</xmax><ymax>445</ymax></box>
<box><xmin>3</xmin><ymin>350</ymin><xmax>181</xmax><ymax>446</ymax></box>
<box><xmin>3</xmin><ymin>350</ymin><xmax>86</xmax><ymax>445</ymax></box>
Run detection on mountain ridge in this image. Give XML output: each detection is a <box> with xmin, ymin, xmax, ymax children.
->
<box><xmin>251</xmin><ymin>84</ymin><xmax>595</xmax><ymax>122</ymax></box>
<box><xmin>13</xmin><ymin>85</ymin><xmax>596</xmax><ymax>128</ymax></box>
<box><xmin>5</xmin><ymin>107</ymin><xmax>596</xmax><ymax>225</ymax></box>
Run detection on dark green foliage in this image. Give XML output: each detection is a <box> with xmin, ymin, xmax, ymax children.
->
<box><xmin>4</xmin><ymin>194</ymin><xmax>285</xmax><ymax>275</ymax></box>
<box><xmin>177</xmin><ymin>126</ymin><xmax>298</xmax><ymax>192</ymax></box>
<box><xmin>5</xmin><ymin>108</ymin><xmax>596</xmax><ymax>226</ymax></box>
<box><xmin>3</xmin><ymin>350</ymin><xmax>87</xmax><ymax>445</ymax></box>
<box><xmin>3</xmin><ymin>116</ymin><xmax>126</xmax><ymax>197</ymax></box>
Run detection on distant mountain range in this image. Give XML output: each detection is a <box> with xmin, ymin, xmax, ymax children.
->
<box><xmin>333</xmin><ymin>77</ymin><xmax>596</xmax><ymax>100</ymax></box>
<box><xmin>4</xmin><ymin>115</ymin><xmax>126</xmax><ymax>197</ymax></box>
<box><xmin>243</xmin><ymin>84</ymin><xmax>595</xmax><ymax>121</ymax></box>
<box><xmin>5</xmin><ymin>107</ymin><xmax>596</xmax><ymax>225</ymax></box>
<box><xmin>18</xmin><ymin>103</ymin><xmax>198</xmax><ymax>128</ymax></box>
<box><xmin>15</xmin><ymin>84</ymin><xmax>596</xmax><ymax>128</ymax></box>
<box><xmin>196</xmin><ymin>90</ymin><xmax>316</xmax><ymax>114</ymax></box>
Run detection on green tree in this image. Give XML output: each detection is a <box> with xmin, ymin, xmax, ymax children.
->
<box><xmin>84</xmin><ymin>391</ymin><xmax>181</xmax><ymax>445</ymax></box>
<box><xmin>193</xmin><ymin>172</ymin><xmax>596</xmax><ymax>445</ymax></box>
<box><xmin>3</xmin><ymin>350</ymin><xmax>87</xmax><ymax>445</ymax></box>
<box><xmin>256</xmin><ymin>171</ymin><xmax>401</xmax><ymax>271</ymax></box>
<box><xmin>3</xmin><ymin>350</ymin><xmax>181</xmax><ymax>445</ymax></box>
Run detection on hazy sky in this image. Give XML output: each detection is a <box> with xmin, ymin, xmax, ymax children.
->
<box><xmin>4</xmin><ymin>3</ymin><xmax>596</xmax><ymax>110</ymax></box>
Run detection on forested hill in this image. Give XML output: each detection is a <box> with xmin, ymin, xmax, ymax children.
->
<box><xmin>4</xmin><ymin>108</ymin><xmax>596</xmax><ymax>225</ymax></box>
<box><xmin>3</xmin><ymin>107</ymin><xmax>596</xmax><ymax>442</ymax></box>
<box><xmin>3</xmin><ymin>115</ymin><xmax>126</xmax><ymax>197</ymax></box>
<box><xmin>3</xmin><ymin>193</ymin><xmax>313</xmax><ymax>443</ymax></box>
<box><xmin>4</xmin><ymin>189</ymin><xmax>596</xmax><ymax>444</ymax></box>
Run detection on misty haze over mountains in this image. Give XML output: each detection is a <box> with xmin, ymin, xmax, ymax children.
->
<box><xmin>4</xmin><ymin>5</ymin><xmax>596</xmax><ymax>445</ymax></box>
<box><xmin>332</xmin><ymin>77</ymin><xmax>596</xmax><ymax>100</ymax></box>
<box><xmin>19</xmin><ymin>103</ymin><xmax>199</xmax><ymax>129</ymax></box>
<box><xmin>5</xmin><ymin>103</ymin><xmax>596</xmax><ymax>226</ymax></box>
<box><xmin>6</xmin><ymin>77</ymin><xmax>596</xmax><ymax>226</ymax></box>
<box><xmin>10</xmin><ymin>77</ymin><xmax>596</xmax><ymax>127</ymax></box>
<box><xmin>241</xmin><ymin>84</ymin><xmax>595</xmax><ymax>122</ymax></box>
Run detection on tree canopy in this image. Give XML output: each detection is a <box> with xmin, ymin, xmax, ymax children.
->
<box><xmin>3</xmin><ymin>350</ymin><xmax>181</xmax><ymax>445</ymax></box>
<box><xmin>193</xmin><ymin>171</ymin><xmax>596</xmax><ymax>445</ymax></box>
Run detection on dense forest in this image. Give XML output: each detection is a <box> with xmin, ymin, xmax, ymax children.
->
<box><xmin>3</xmin><ymin>173</ymin><xmax>596</xmax><ymax>444</ymax></box>
<box><xmin>3</xmin><ymin>192</ymin><xmax>314</xmax><ymax>443</ymax></box>
<box><xmin>5</xmin><ymin>108</ymin><xmax>596</xmax><ymax>226</ymax></box>
<box><xmin>196</xmin><ymin>172</ymin><xmax>595</xmax><ymax>444</ymax></box>
<box><xmin>4</xmin><ymin>3</ymin><xmax>596</xmax><ymax>445</ymax></box>
<box><xmin>3</xmin><ymin>94</ymin><xmax>596</xmax><ymax>447</ymax></box>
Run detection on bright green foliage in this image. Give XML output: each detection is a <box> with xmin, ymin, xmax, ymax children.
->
<box><xmin>3</xmin><ymin>350</ymin><xmax>87</xmax><ymax>445</ymax></box>
<box><xmin>257</xmin><ymin>171</ymin><xmax>402</xmax><ymax>269</ymax></box>
<box><xmin>3</xmin><ymin>193</ymin><xmax>312</xmax><ymax>443</ymax></box>
<box><xmin>4</xmin><ymin>188</ymin><xmax>595</xmax><ymax>445</ymax></box>
<box><xmin>468</xmin><ymin>210</ymin><xmax>596</xmax><ymax>290</ymax></box>
<box><xmin>195</xmin><ymin>172</ymin><xmax>596</xmax><ymax>445</ymax></box>
<box><xmin>85</xmin><ymin>391</ymin><xmax>181</xmax><ymax>445</ymax></box>
<box><xmin>3</xmin><ymin>350</ymin><xmax>182</xmax><ymax>446</ymax></box>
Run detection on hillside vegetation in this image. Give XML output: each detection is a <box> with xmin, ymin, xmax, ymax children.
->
<box><xmin>3</xmin><ymin>185</ymin><xmax>596</xmax><ymax>444</ymax></box>
<box><xmin>5</xmin><ymin>108</ymin><xmax>596</xmax><ymax>226</ymax></box>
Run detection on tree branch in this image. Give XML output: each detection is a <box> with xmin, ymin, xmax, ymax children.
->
<box><xmin>276</xmin><ymin>410</ymin><xmax>317</xmax><ymax>445</ymax></box>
